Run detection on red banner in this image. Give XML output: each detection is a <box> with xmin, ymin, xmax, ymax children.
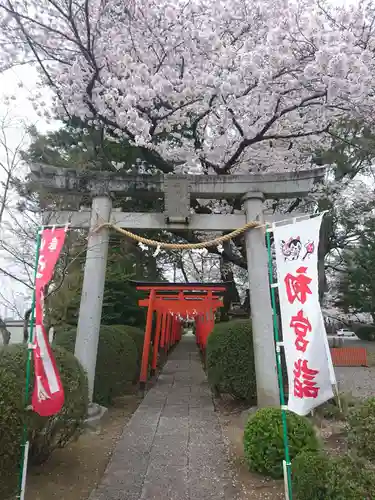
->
<box><xmin>35</xmin><ymin>229</ymin><xmax>67</xmax><ymax>287</ymax></box>
<box><xmin>31</xmin><ymin>228</ymin><xmax>67</xmax><ymax>417</ymax></box>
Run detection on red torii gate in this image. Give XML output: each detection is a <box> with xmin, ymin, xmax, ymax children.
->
<box><xmin>131</xmin><ymin>282</ymin><xmax>229</xmax><ymax>389</ymax></box>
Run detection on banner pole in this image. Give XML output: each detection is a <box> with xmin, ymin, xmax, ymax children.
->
<box><xmin>17</xmin><ymin>228</ymin><xmax>43</xmax><ymax>500</ymax></box>
<box><xmin>334</xmin><ymin>384</ymin><xmax>342</xmax><ymax>413</ymax></box>
<box><xmin>265</xmin><ymin>226</ymin><xmax>293</xmax><ymax>500</ymax></box>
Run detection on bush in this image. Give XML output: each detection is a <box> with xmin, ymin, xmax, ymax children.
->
<box><xmin>111</xmin><ymin>324</ymin><xmax>153</xmax><ymax>363</ymax></box>
<box><xmin>55</xmin><ymin>325</ymin><xmax>138</xmax><ymax>405</ymax></box>
<box><xmin>0</xmin><ymin>367</ymin><xmax>25</xmax><ymax>499</ymax></box>
<box><xmin>354</xmin><ymin>324</ymin><xmax>375</xmax><ymax>341</ymax></box>
<box><xmin>316</xmin><ymin>392</ymin><xmax>356</xmax><ymax>421</ymax></box>
<box><xmin>326</xmin><ymin>454</ymin><xmax>375</xmax><ymax>499</ymax></box>
<box><xmin>109</xmin><ymin>324</ymin><xmax>154</xmax><ymax>381</ymax></box>
<box><xmin>112</xmin><ymin>325</ymin><xmax>144</xmax><ymax>354</ymax></box>
<box><xmin>0</xmin><ymin>344</ymin><xmax>88</xmax><ymax>499</ymax></box>
<box><xmin>206</xmin><ymin>319</ymin><xmax>256</xmax><ymax>402</ymax></box>
<box><xmin>292</xmin><ymin>451</ymin><xmax>375</xmax><ymax>500</ymax></box>
<box><xmin>347</xmin><ymin>397</ymin><xmax>375</xmax><ymax>460</ymax></box>
<box><xmin>243</xmin><ymin>407</ymin><xmax>320</xmax><ymax>478</ymax></box>
<box><xmin>292</xmin><ymin>451</ymin><xmax>329</xmax><ymax>499</ymax></box>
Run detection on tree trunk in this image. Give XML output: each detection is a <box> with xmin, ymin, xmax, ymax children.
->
<box><xmin>177</xmin><ymin>257</ymin><xmax>189</xmax><ymax>282</ymax></box>
<box><xmin>318</xmin><ymin>215</ymin><xmax>332</xmax><ymax>303</ymax></box>
<box><xmin>23</xmin><ymin>307</ymin><xmax>32</xmax><ymax>343</ymax></box>
<box><xmin>220</xmin><ymin>248</ymin><xmax>240</xmax><ymax>322</ymax></box>
<box><xmin>242</xmin><ymin>289</ymin><xmax>251</xmax><ymax>315</ymax></box>
<box><xmin>0</xmin><ymin>317</ymin><xmax>11</xmax><ymax>345</ymax></box>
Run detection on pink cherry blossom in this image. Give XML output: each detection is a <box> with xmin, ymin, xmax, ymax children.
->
<box><xmin>1</xmin><ymin>0</ymin><xmax>375</xmax><ymax>175</ymax></box>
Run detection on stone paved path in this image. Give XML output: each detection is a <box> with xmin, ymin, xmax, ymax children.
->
<box><xmin>89</xmin><ymin>334</ymin><xmax>238</xmax><ymax>500</ymax></box>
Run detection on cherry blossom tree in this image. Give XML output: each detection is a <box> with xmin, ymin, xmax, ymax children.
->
<box><xmin>1</xmin><ymin>0</ymin><xmax>375</xmax><ymax>175</ymax></box>
<box><xmin>0</xmin><ymin>111</ymin><xmax>30</xmax><ymax>343</ymax></box>
<box><xmin>2</xmin><ymin>0</ymin><xmax>375</xmax><ymax>311</ymax></box>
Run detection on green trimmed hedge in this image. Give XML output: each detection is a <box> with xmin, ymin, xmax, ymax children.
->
<box><xmin>292</xmin><ymin>451</ymin><xmax>329</xmax><ymax>499</ymax></box>
<box><xmin>354</xmin><ymin>324</ymin><xmax>375</xmax><ymax>341</ymax></box>
<box><xmin>0</xmin><ymin>344</ymin><xmax>88</xmax><ymax>499</ymax></box>
<box><xmin>111</xmin><ymin>325</ymin><xmax>145</xmax><ymax>357</ymax></box>
<box><xmin>292</xmin><ymin>451</ymin><xmax>375</xmax><ymax>499</ymax></box>
<box><xmin>54</xmin><ymin>325</ymin><xmax>138</xmax><ymax>405</ymax></box>
<box><xmin>206</xmin><ymin>319</ymin><xmax>256</xmax><ymax>402</ymax></box>
<box><xmin>109</xmin><ymin>324</ymin><xmax>156</xmax><ymax>384</ymax></box>
<box><xmin>347</xmin><ymin>397</ymin><xmax>375</xmax><ymax>460</ymax></box>
<box><xmin>243</xmin><ymin>407</ymin><xmax>320</xmax><ymax>478</ymax></box>
<box><xmin>110</xmin><ymin>324</ymin><xmax>154</xmax><ymax>370</ymax></box>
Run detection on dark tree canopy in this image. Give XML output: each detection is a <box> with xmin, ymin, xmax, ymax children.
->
<box><xmin>336</xmin><ymin>219</ymin><xmax>375</xmax><ymax>323</ymax></box>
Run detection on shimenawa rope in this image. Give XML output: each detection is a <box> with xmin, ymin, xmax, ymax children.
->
<box><xmin>93</xmin><ymin>220</ymin><xmax>261</xmax><ymax>250</ymax></box>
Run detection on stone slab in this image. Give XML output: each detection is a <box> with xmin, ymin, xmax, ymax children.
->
<box><xmin>149</xmin><ymin>434</ymin><xmax>188</xmax><ymax>466</ymax></box>
<box><xmin>157</xmin><ymin>416</ymin><xmax>190</xmax><ymax>434</ymax></box>
<box><xmin>140</xmin><ymin>464</ymin><xmax>189</xmax><ymax>500</ymax></box>
<box><xmin>161</xmin><ymin>404</ymin><xmax>189</xmax><ymax>418</ymax></box>
<box><xmin>188</xmin><ymin>471</ymin><xmax>226</xmax><ymax>500</ymax></box>
<box><xmin>100</xmin><ymin>457</ymin><xmax>149</xmax><ymax>490</ymax></box>
<box><xmin>89</xmin><ymin>485</ymin><xmax>141</xmax><ymax>500</ymax></box>
<box><xmin>88</xmin><ymin>335</ymin><xmax>237</xmax><ymax>500</ymax></box>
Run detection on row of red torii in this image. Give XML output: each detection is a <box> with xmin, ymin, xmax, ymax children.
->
<box><xmin>133</xmin><ymin>281</ymin><xmax>228</xmax><ymax>389</ymax></box>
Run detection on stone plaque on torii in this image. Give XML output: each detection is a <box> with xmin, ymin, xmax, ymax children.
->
<box><xmin>29</xmin><ymin>163</ymin><xmax>324</xmax><ymax>409</ymax></box>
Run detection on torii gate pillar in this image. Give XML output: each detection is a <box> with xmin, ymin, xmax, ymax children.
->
<box><xmin>75</xmin><ymin>195</ymin><xmax>112</xmax><ymax>402</ymax></box>
<box><xmin>243</xmin><ymin>192</ymin><xmax>278</xmax><ymax>406</ymax></box>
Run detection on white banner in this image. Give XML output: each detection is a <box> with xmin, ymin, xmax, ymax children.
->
<box><xmin>273</xmin><ymin>215</ymin><xmax>334</xmax><ymax>416</ymax></box>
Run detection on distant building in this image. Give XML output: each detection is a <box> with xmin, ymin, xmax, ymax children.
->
<box><xmin>1</xmin><ymin>319</ymin><xmax>54</xmax><ymax>345</ymax></box>
<box><xmin>3</xmin><ymin>319</ymin><xmax>24</xmax><ymax>344</ymax></box>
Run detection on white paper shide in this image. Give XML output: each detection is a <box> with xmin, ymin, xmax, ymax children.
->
<box><xmin>273</xmin><ymin>215</ymin><xmax>334</xmax><ymax>416</ymax></box>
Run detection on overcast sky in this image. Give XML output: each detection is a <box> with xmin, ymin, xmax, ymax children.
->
<box><xmin>0</xmin><ymin>66</ymin><xmax>59</xmax><ymax>319</ymax></box>
<box><xmin>0</xmin><ymin>65</ymin><xmax>60</xmax><ymax>149</ymax></box>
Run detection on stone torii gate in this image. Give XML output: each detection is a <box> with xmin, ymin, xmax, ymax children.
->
<box><xmin>29</xmin><ymin>163</ymin><xmax>325</xmax><ymax>409</ymax></box>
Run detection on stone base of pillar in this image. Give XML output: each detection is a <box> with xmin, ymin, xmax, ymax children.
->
<box><xmin>84</xmin><ymin>402</ymin><xmax>108</xmax><ymax>430</ymax></box>
<box><xmin>239</xmin><ymin>406</ymin><xmax>259</xmax><ymax>427</ymax></box>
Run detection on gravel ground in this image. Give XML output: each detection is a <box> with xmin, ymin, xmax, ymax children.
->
<box><xmin>335</xmin><ymin>366</ymin><xmax>375</xmax><ymax>399</ymax></box>
<box><xmin>331</xmin><ymin>338</ymin><xmax>375</xmax><ymax>399</ymax></box>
